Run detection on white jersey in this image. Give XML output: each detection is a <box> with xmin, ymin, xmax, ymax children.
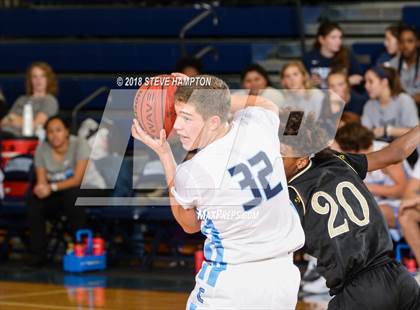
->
<box><xmin>172</xmin><ymin>107</ymin><xmax>305</xmax><ymax>267</ymax></box>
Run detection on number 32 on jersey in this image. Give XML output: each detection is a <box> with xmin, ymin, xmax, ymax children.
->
<box><xmin>311</xmin><ymin>181</ymin><xmax>370</xmax><ymax>238</ymax></box>
<box><xmin>228</xmin><ymin>151</ymin><xmax>283</xmax><ymax>211</ymax></box>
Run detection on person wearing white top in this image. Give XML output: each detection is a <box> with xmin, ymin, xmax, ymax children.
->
<box><xmin>132</xmin><ymin>74</ymin><xmax>304</xmax><ymax>309</ymax></box>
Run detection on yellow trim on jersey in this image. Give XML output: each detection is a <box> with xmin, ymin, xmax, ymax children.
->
<box><xmin>288</xmin><ymin>160</ymin><xmax>313</xmax><ymax>184</ymax></box>
<box><xmin>333</xmin><ymin>154</ymin><xmax>358</xmax><ymax>175</ymax></box>
<box><xmin>288</xmin><ymin>185</ymin><xmax>306</xmax><ymax>215</ymax></box>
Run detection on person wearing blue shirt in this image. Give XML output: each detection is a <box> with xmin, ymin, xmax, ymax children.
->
<box><xmin>303</xmin><ymin>21</ymin><xmax>363</xmax><ymax>89</ymax></box>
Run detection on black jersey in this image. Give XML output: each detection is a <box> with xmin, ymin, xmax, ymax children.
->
<box><xmin>288</xmin><ymin>150</ymin><xmax>393</xmax><ymax>295</ymax></box>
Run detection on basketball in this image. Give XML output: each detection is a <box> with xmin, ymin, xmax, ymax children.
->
<box><xmin>133</xmin><ymin>74</ymin><xmax>178</xmax><ymax>138</ymax></box>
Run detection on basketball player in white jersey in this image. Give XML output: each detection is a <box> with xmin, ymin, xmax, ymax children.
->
<box><xmin>132</xmin><ymin>74</ymin><xmax>304</xmax><ymax>309</ymax></box>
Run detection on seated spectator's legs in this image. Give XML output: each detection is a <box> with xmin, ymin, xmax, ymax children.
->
<box><xmin>399</xmin><ymin>207</ymin><xmax>420</xmax><ymax>266</ymax></box>
<box><xmin>27</xmin><ymin>187</ymin><xmax>86</xmax><ymax>264</ymax></box>
<box><xmin>379</xmin><ymin>203</ymin><xmax>397</xmax><ymax>228</ymax></box>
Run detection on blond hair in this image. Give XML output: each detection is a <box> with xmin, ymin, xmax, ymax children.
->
<box><xmin>280</xmin><ymin>61</ymin><xmax>313</xmax><ymax>90</ymax></box>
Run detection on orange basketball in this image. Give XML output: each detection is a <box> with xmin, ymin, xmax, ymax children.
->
<box><xmin>133</xmin><ymin>74</ymin><xmax>178</xmax><ymax>138</ymax></box>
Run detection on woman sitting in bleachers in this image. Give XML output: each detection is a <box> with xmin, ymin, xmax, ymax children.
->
<box><xmin>236</xmin><ymin>63</ymin><xmax>284</xmax><ymax>108</ymax></box>
<box><xmin>327</xmin><ymin>70</ymin><xmax>368</xmax><ymax>117</ymax></box>
<box><xmin>389</xmin><ymin>25</ymin><xmax>420</xmax><ymax>108</ymax></box>
<box><xmin>303</xmin><ymin>21</ymin><xmax>363</xmax><ymax>89</ymax></box>
<box><xmin>376</xmin><ymin>25</ymin><xmax>400</xmax><ymax>66</ymax></box>
<box><xmin>1</xmin><ymin>62</ymin><xmax>59</xmax><ymax>137</ymax></box>
<box><xmin>280</xmin><ymin>61</ymin><xmax>325</xmax><ymax>120</ymax></box>
<box><xmin>362</xmin><ymin>66</ymin><xmax>419</xmax><ymax>140</ymax></box>
<box><xmin>27</xmin><ymin>116</ymin><xmax>89</xmax><ymax>267</ymax></box>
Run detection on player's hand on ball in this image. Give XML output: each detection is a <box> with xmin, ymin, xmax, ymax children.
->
<box><xmin>131</xmin><ymin>118</ymin><xmax>171</xmax><ymax>156</ymax></box>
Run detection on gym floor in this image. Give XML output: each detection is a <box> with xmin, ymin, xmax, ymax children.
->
<box><xmin>0</xmin><ymin>261</ymin><xmax>330</xmax><ymax>309</ymax></box>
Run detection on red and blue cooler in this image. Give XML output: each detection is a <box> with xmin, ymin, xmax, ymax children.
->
<box><xmin>63</xmin><ymin>229</ymin><xmax>106</xmax><ymax>272</ymax></box>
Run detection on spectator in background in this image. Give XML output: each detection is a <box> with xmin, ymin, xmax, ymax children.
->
<box><xmin>334</xmin><ymin>123</ymin><xmax>408</xmax><ymax>230</ymax></box>
<box><xmin>303</xmin><ymin>21</ymin><xmax>363</xmax><ymax>89</ymax></box>
<box><xmin>175</xmin><ymin>57</ymin><xmax>203</xmax><ymax>77</ymax></box>
<box><xmin>280</xmin><ymin>61</ymin><xmax>324</xmax><ymax>119</ymax></box>
<box><xmin>377</xmin><ymin>25</ymin><xmax>400</xmax><ymax>66</ymax></box>
<box><xmin>327</xmin><ymin>70</ymin><xmax>367</xmax><ymax>117</ymax></box>
<box><xmin>237</xmin><ymin>63</ymin><xmax>284</xmax><ymax>107</ymax></box>
<box><xmin>389</xmin><ymin>25</ymin><xmax>420</xmax><ymax>108</ymax></box>
<box><xmin>0</xmin><ymin>62</ymin><xmax>59</xmax><ymax>137</ymax></box>
<box><xmin>400</xmin><ymin>159</ymin><xmax>420</xmax><ymax>284</ymax></box>
<box><xmin>27</xmin><ymin>116</ymin><xmax>89</xmax><ymax>267</ymax></box>
<box><xmin>362</xmin><ymin>66</ymin><xmax>418</xmax><ymax>140</ymax></box>
<box><xmin>337</xmin><ymin>111</ymin><xmax>361</xmax><ymax>129</ymax></box>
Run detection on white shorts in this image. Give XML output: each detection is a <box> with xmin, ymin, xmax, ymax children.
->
<box><xmin>186</xmin><ymin>254</ymin><xmax>300</xmax><ymax>310</ymax></box>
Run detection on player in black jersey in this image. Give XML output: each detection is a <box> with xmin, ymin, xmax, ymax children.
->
<box><xmin>282</xmin><ymin>118</ymin><xmax>420</xmax><ymax>309</ymax></box>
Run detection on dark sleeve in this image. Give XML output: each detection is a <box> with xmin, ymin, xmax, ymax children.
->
<box><xmin>346</xmin><ymin>90</ymin><xmax>368</xmax><ymax>116</ymax></box>
<box><xmin>288</xmin><ymin>186</ymin><xmax>305</xmax><ymax>222</ymax></box>
<box><xmin>376</xmin><ymin>52</ymin><xmax>391</xmax><ymax>66</ymax></box>
<box><xmin>348</xmin><ymin>52</ymin><xmax>363</xmax><ymax>75</ymax></box>
<box><xmin>340</xmin><ymin>152</ymin><xmax>368</xmax><ymax>179</ymax></box>
<box><xmin>302</xmin><ymin>52</ymin><xmax>312</xmax><ymax>72</ymax></box>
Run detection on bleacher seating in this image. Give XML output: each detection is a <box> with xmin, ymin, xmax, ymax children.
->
<box><xmin>0</xmin><ymin>5</ymin><xmax>322</xmax><ymax>110</ymax></box>
<box><xmin>0</xmin><ymin>42</ymin><xmax>253</xmax><ymax>73</ymax></box>
<box><xmin>402</xmin><ymin>6</ymin><xmax>420</xmax><ymax>29</ymax></box>
<box><xmin>352</xmin><ymin>42</ymin><xmax>385</xmax><ymax>70</ymax></box>
<box><xmin>0</xmin><ymin>7</ymin><xmax>320</xmax><ymax>38</ymax></box>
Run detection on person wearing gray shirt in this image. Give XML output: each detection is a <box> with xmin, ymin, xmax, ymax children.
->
<box><xmin>0</xmin><ymin>62</ymin><xmax>59</xmax><ymax>137</ymax></box>
<box><xmin>388</xmin><ymin>25</ymin><xmax>420</xmax><ymax>109</ymax></box>
<box><xmin>362</xmin><ymin>66</ymin><xmax>419</xmax><ymax>140</ymax></box>
<box><xmin>27</xmin><ymin>116</ymin><xmax>90</xmax><ymax>267</ymax></box>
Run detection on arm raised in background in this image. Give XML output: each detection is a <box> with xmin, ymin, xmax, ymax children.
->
<box><xmin>230</xmin><ymin>94</ymin><xmax>279</xmax><ymax>115</ymax></box>
<box><xmin>366</xmin><ymin>125</ymin><xmax>420</xmax><ymax>172</ymax></box>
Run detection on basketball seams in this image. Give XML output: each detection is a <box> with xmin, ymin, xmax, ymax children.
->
<box><xmin>160</xmin><ymin>80</ymin><xmax>166</xmax><ymax>135</ymax></box>
<box><xmin>133</xmin><ymin>75</ymin><xmax>177</xmax><ymax>139</ymax></box>
<box><xmin>135</xmin><ymin>83</ymin><xmax>151</xmax><ymax>133</ymax></box>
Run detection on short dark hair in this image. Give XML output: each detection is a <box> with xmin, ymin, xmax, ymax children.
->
<box><xmin>398</xmin><ymin>24</ymin><xmax>419</xmax><ymax>40</ymax></box>
<box><xmin>335</xmin><ymin>122</ymin><xmax>374</xmax><ymax>153</ymax></box>
<box><xmin>175</xmin><ymin>57</ymin><xmax>203</xmax><ymax>74</ymax></box>
<box><xmin>44</xmin><ymin>115</ymin><xmax>70</xmax><ymax>131</ymax></box>
<box><xmin>240</xmin><ymin>63</ymin><xmax>273</xmax><ymax>87</ymax></box>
